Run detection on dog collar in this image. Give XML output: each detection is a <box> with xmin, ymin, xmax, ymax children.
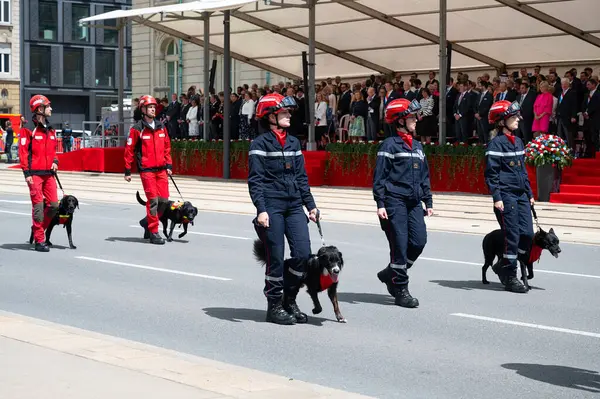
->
<box><xmin>182</xmin><ymin>216</ymin><xmax>189</xmax><ymax>224</ymax></box>
<box><xmin>529</xmin><ymin>243</ymin><xmax>543</xmax><ymax>264</ymax></box>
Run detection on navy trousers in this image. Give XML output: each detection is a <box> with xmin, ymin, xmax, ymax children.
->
<box><xmin>380</xmin><ymin>198</ymin><xmax>427</xmax><ymax>287</ymax></box>
<box><xmin>493</xmin><ymin>192</ymin><xmax>534</xmax><ymax>277</ymax></box>
<box><xmin>254</xmin><ymin>197</ymin><xmax>311</xmax><ymax>300</ymax></box>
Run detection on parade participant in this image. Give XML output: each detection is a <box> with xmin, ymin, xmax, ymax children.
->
<box><xmin>19</xmin><ymin>95</ymin><xmax>59</xmax><ymax>252</ymax></box>
<box><xmin>124</xmin><ymin>95</ymin><xmax>172</xmax><ymax>245</ymax></box>
<box><xmin>484</xmin><ymin>100</ymin><xmax>534</xmax><ymax>293</ymax></box>
<box><xmin>373</xmin><ymin>98</ymin><xmax>433</xmax><ymax>308</ymax></box>
<box><xmin>248</xmin><ymin>93</ymin><xmax>320</xmax><ymax>325</ymax></box>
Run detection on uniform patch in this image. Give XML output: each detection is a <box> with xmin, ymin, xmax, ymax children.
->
<box><xmin>285</xmin><ymin>161</ymin><xmax>292</xmax><ymax>169</ymax></box>
<box><xmin>142</xmin><ymin>135</ymin><xmax>151</xmax><ymax>140</ymax></box>
<box><xmin>35</xmin><ymin>136</ymin><xmax>43</xmax><ymax>140</ymax></box>
<box><xmin>509</xmin><ymin>161</ymin><xmax>515</xmax><ymax>166</ymax></box>
<box><xmin>50</xmin><ymin>135</ymin><xmax>55</xmax><ymax>140</ymax></box>
<box><xmin>413</xmin><ymin>162</ymin><xmax>419</xmax><ymax>169</ymax></box>
<box><xmin>127</xmin><ymin>137</ymin><xmax>132</xmax><ymax>145</ymax></box>
<box><xmin>21</xmin><ymin>137</ymin><xmax>26</xmax><ymax>145</ymax></box>
<box><xmin>517</xmin><ymin>160</ymin><xmax>521</xmax><ymax>166</ymax></box>
<box><xmin>159</xmin><ymin>133</ymin><xmax>165</xmax><ymax>138</ymax></box>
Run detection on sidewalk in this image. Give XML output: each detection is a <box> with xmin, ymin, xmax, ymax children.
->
<box><xmin>0</xmin><ymin>311</ymin><xmax>373</xmax><ymax>399</ymax></box>
<box><xmin>1</xmin><ymin>169</ymin><xmax>599</xmax><ymax>245</ymax></box>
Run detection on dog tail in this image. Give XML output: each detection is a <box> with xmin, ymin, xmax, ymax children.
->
<box><xmin>253</xmin><ymin>239</ymin><xmax>267</xmax><ymax>266</ymax></box>
<box><xmin>136</xmin><ymin>191</ymin><xmax>147</xmax><ymax>206</ymax></box>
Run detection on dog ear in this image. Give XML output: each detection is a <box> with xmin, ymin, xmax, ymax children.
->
<box><xmin>338</xmin><ymin>251</ymin><xmax>344</xmax><ymax>265</ymax></box>
<box><xmin>75</xmin><ymin>197</ymin><xmax>79</xmax><ymax>209</ymax></box>
<box><xmin>549</xmin><ymin>227</ymin><xmax>554</xmax><ymax>234</ymax></box>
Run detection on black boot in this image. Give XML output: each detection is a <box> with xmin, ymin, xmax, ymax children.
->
<box><xmin>491</xmin><ymin>262</ymin><xmax>508</xmax><ymax>286</ymax></box>
<box><xmin>149</xmin><ymin>233</ymin><xmax>165</xmax><ymax>245</ymax></box>
<box><xmin>266</xmin><ymin>299</ymin><xmax>296</xmax><ymax>325</ymax></box>
<box><xmin>139</xmin><ymin>218</ymin><xmax>150</xmax><ymax>239</ymax></box>
<box><xmin>395</xmin><ymin>286</ymin><xmax>419</xmax><ymax>308</ymax></box>
<box><xmin>283</xmin><ymin>292</ymin><xmax>307</xmax><ymax>324</ymax></box>
<box><xmin>504</xmin><ymin>276</ymin><xmax>528</xmax><ymax>293</ymax></box>
<box><xmin>35</xmin><ymin>242</ymin><xmax>50</xmax><ymax>252</ymax></box>
<box><xmin>377</xmin><ymin>266</ymin><xmax>395</xmax><ymax>297</ymax></box>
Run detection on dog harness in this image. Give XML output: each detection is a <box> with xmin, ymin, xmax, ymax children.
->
<box><xmin>58</xmin><ymin>214</ymin><xmax>70</xmax><ymax>225</ymax></box>
<box><xmin>319</xmin><ymin>274</ymin><xmax>336</xmax><ymax>291</ymax></box>
<box><xmin>528</xmin><ymin>242</ymin><xmax>543</xmax><ymax>263</ymax></box>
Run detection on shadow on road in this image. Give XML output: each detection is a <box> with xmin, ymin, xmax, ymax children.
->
<box><xmin>105</xmin><ymin>236</ymin><xmax>148</xmax><ymax>244</ymax></box>
<box><xmin>502</xmin><ymin>364</ymin><xmax>600</xmax><ymax>393</ymax></box>
<box><xmin>337</xmin><ymin>292</ymin><xmax>395</xmax><ymax>306</ymax></box>
<box><xmin>202</xmin><ymin>307</ymin><xmax>331</xmax><ymax>326</ymax></box>
<box><xmin>0</xmin><ymin>242</ymin><xmax>68</xmax><ymax>251</ymax></box>
<box><xmin>429</xmin><ymin>279</ymin><xmax>505</xmax><ymax>291</ymax></box>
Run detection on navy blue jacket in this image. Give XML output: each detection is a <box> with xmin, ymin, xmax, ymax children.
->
<box><xmin>373</xmin><ymin>136</ymin><xmax>433</xmax><ymax>209</ymax></box>
<box><xmin>484</xmin><ymin>131</ymin><xmax>533</xmax><ymax>202</ymax></box>
<box><xmin>248</xmin><ymin>131</ymin><xmax>316</xmax><ymax>214</ymax></box>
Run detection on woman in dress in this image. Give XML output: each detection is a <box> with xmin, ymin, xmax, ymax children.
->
<box><xmin>532</xmin><ymin>81</ymin><xmax>554</xmax><ymax>137</ymax></box>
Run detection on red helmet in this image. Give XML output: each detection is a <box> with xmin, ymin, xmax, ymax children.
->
<box><xmin>29</xmin><ymin>94</ymin><xmax>51</xmax><ymax>113</ymax></box>
<box><xmin>138</xmin><ymin>95</ymin><xmax>158</xmax><ymax>109</ymax></box>
<box><xmin>385</xmin><ymin>99</ymin><xmax>422</xmax><ymax>124</ymax></box>
<box><xmin>488</xmin><ymin>100</ymin><xmax>521</xmax><ymax>124</ymax></box>
<box><xmin>256</xmin><ymin>93</ymin><xmax>298</xmax><ymax>119</ymax></box>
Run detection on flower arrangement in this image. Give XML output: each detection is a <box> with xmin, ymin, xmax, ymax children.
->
<box><xmin>524</xmin><ymin>134</ymin><xmax>573</xmax><ymax>169</ymax></box>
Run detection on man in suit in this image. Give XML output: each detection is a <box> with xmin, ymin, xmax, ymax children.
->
<box><xmin>548</xmin><ymin>72</ymin><xmax>561</xmax><ymax>99</ymax></box>
<box><xmin>337</xmin><ymin>83</ymin><xmax>352</xmax><ymax>118</ymax></box>
<box><xmin>166</xmin><ymin>93</ymin><xmax>181</xmax><ymax>138</ymax></box>
<box><xmin>517</xmin><ymin>81</ymin><xmax>537</xmax><ymax>144</ymax></box>
<box><xmin>445</xmin><ymin>77</ymin><xmax>458</xmax><ymax>139</ymax></box>
<box><xmin>401</xmin><ymin>81</ymin><xmax>416</xmax><ymax>102</ymax></box>
<box><xmin>475</xmin><ymin>82</ymin><xmax>493</xmax><ymax>143</ymax></box>
<box><xmin>178</xmin><ymin>94</ymin><xmax>191</xmax><ymax>138</ymax></box>
<box><xmin>495</xmin><ymin>82</ymin><xmax>517</xmax><ymax>102</ymax></box>
<box><xmin>366</xmin><ymin>86</ymin><xmax>381</xmax><ymax>141</ymax></box>
<box><xmin>384</xmin><ymin>82</ymin><xmax>401</xmax><ymax>137</ymax></box>
<box><xmin>453</xmin><ymin>82</ymin><xmax>475</xmax><ymax>142</ymax></box>
<box><xmin>557</xmin><ymin>78</ymin><xmax>579</xmax><ymax>150</ymax></box>
<box><xmin>230</xmin><ymin>92</ymin><xmax>242</xmax><ymax>140</ymax></box>
<box><xmin>583</xmin><ymin>79</ymin><xmax>600</xmax><ymax>157</ymax></box>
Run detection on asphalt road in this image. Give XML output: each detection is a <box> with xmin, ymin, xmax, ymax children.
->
<box><xmin>1</xmin><ymin>193</ymin><xmax>600</xmax><ymax>399</ymax></box>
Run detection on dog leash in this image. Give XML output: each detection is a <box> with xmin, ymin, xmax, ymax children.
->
<box><xmin>53</xmin><ymin>171</ymin><xmax>65</xmax><ymax>197</ymax></box>
<box><xmin>531</xmin><ymin>203</ymin><xmax>541</xmax><ymax>231</ymax></box>
<box><xmin>169</xmin><ymin>174</ymin><xmax>185</xmax><ymax>202</ymax></box>
<box><xmin>315</xmin><ymin>209</ymin><xmax>325</xmax><ymax>247</ymax></box>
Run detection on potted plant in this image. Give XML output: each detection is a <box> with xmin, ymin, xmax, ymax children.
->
<box><xmin>524</xmin><ymin>134</ymin><xmax>573</xmax><ymax>201</ymax></box>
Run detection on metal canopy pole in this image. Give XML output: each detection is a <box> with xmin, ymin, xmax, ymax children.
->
<box><xmin>306</xmin><ymin>0</ymin><xmax>316</xmax><ymax>151</ymax></box>
<box><xmin>118</xmin><ymin>18</ymin><xmax>125</xmax><ymax>138</ymax></box>
<box><xmin>223</xmin><ymin>10</ymin><xmax>231</xmax><ymax>179</ymax></box>
<box><xmin>203</xmin><ymin>12</ymin><xmax>211</xmax><ymax>141</ymax></box>
<box><xmin>438</xmin><ymin>0</ymin><xmax>447</xmax><ymax>145</ymax></box>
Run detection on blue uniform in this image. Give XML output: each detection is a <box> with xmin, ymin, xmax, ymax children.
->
<box><xmin>484</xmin><ymin>132</ymin><xmax>534</xmax><ymax>277</ymax></box>
<box><xmin>373</xmin><ymin>136</ymin><xmax>432</xmax><ymax>287</ymax></box>
<box><xmin>248</xmin><ymin>131</ymin><xmax>316</xmax><ymax>300</ymax></box>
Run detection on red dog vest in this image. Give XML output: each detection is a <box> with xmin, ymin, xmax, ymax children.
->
<box><xmin>58</xmin><ymin>214</ymin><xmax>70</xmax><ymax>225</ymax></box>
<box><xmin>528</xmin><ymin>242</ymin><xmax>543</xmax><ymax>264</ymax></box>
<box><xmin>320</xmin><ymin>274</ymin><xmax>338</xmax><ymax>291</ymax></box>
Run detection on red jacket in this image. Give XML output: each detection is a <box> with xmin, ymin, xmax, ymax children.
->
<box><xmin>124</xmin><ymin>120</ymin><xmax>172</xmax><ymax>176</ymax></box>
<box><xmin>19</xmin><ymin>123</ymin><xmax>58</xmax><ymax>178</ymax></box>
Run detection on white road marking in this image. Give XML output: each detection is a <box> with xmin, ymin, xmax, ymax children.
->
<box><xmin>451</xmin><ymin>313</ymin><xmax>600</xmax><ymax>339</ymax></box>
<box><xmin>128</xmin><ymin>225</ymin><xmax>250</xmax><ymax>240</ymax></box>
<box><xmin>419</xmin><ymin>256</ymin><xmax>600</xmax><ymax>280</ymax></box>
<box><xmin>0</xmin><ymin>209</ymin><xmax>30</xmax><ymax>216</ymax></box>
<box><xmin>75</xmin><ymin>256</ymin><xmax>232</xmax><ymax>281</ymax></box>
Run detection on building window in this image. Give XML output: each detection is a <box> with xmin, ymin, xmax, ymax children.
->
<box><xmin>39</xmin><ymin>1</ymin><xmax>58</xmax><ymax>41</ymax></box>
<box><xmin>96</xmin><ymin>50</ymin><xmax>114</xmax><ymax>87</ymax></box>
<box><xmin>165</xmin><ymin>40</ymin><xmax>178</xmax><ymax>95</ymax></box>
<box><xmin>70</xmin><ymin>4</ymin><xmax>89</xmax><ymax>42</ymax></box>
<box><xmin>64</xmin><ymin>48</ymin><xmax>83</xmax><ymax>86</ymax></box>
<box><xmin>103</xmin><ymin>6</ymin><xmax>119</xmax><ymax>45</ymax></box>
<box><xmin>0</xmin><ymin>46</ymin><xmax>9</xmax><ymax>74</ymax></box>
<box><xmin>1</xmin><ymin>0</ymin><xmax>10</xmax><ymax>23</ymax></box>
<box><xmin>30</xmin><ymin>46</ymin><xmax>51</xmax><ymax>85</ymax></box>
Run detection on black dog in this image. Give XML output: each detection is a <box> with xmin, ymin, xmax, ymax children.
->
<box><xmin>136</xmin><ymin>191</ymin><xmax>198</xmax><ymax>242</ymax></box>
<box><xmin>482</xmin><ymin>227</ymin><xmax>561</xmax><ymax>290</ymax></box>
<box><xmin>29</xmin><ymin>195</ymin><xmax>79</xmax><ymax>249</ymax></box>
<box><xmin>253</xmin><ymin>239</ymin><xmax>346</xmax><ymax>323</ymax></box>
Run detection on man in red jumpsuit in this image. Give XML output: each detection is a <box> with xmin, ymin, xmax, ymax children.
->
<box><xmin>19</xmin><ymin>94</ymin><xmax>59</xmax><ymax>252</ymax></box>
<box><xmin>124</xmin><ymin>95</ymin><xmax>172</xmax><ymax>245</ymax></box>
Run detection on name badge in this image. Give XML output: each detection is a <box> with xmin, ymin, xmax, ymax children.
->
<box><xmin>142</xmin><ymin>135</ymin><xmax>151</xmax><ymax>140</ymax></box>
<box><xmin>159</xmin><ymin>133</ymin><xmax>165</xmax><ymax>138</ymax></box>
<box><xmin>34</xmin><ymin>136</ymin><xmax>43</xmax><ymax>140</ymax></box>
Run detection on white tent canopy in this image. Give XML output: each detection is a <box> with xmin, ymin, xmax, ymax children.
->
<box><xmin>80</xmin><ymin>0</ymin><xmax>600</xmax><ymax>80</ymax></box>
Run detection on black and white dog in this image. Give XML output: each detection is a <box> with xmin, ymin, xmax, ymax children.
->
<box><xmin>481</xmin><ymin>227</ymin><xmax>561</xmax><ymax>290</ymax></box>
<box><xmin>253</xmin><ymin>240</ymin><xmax>346</xmax><ymax>322</ymax></box>
<box><xmin>29</xmin><ymin>194</ymin><xmax>79</xmax><ymax>249</ymax></box>
<box><xmin>136</xmin><ymin>191</ymin><xmax>198</xmax><ymax>242</ymax></box>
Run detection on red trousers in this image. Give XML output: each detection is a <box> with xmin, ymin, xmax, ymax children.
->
<box><xmin>28</xmin><ymin>175</ymin><xmax>59</xmax><ymax>243</ymax></box>
<box><xmin>140</xmin><ymin>171</ymin><xmax>169</xmax><ymax>233</ymax></box>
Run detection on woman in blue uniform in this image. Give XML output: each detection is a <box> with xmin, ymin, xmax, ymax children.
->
<box><xmin>484</xmin><ymin>100</ymin><xmax>534</xmax><ymax>293</ymax></box>
<box><xmin>248</xmin><ymin>93</ymin><xmax>320</xmax><ymax>325</ymax></box>
<box><xmin>373</xmin><ymin>98</ymin><xmax>434</xmax><ymax>308</ymax></box>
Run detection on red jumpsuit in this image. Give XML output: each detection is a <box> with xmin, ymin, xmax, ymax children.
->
<box><xmin>19</xmin><ymin>123</ymin><xmax>59</xmax><ymax>244</ymax></box>
<box><xmin>124</xmin><ymin>120</ymin><xmax>172</xmax><ymax>234</ymax></box>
